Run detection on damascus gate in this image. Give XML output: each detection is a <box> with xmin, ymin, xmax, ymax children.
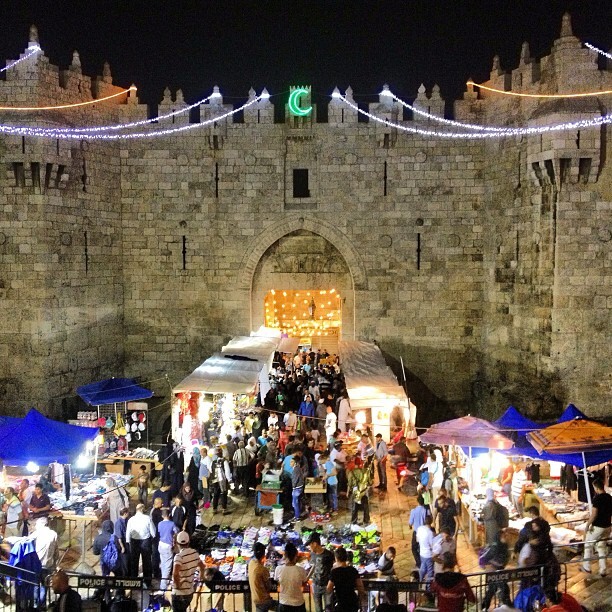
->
<box><xmin>0</xmin><ymin>16</ymin><xmax>610</xmax><ymax>423</ymax></box>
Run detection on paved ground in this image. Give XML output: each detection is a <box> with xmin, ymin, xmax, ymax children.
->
<box><xmin>50</xmin><ymin>465</ymin><xmax>611</xmax><ymax>611</ymax></box>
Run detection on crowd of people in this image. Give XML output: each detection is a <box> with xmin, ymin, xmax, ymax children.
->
<box><xmin>1</xmin><ymin>346</ymin><xmax>608</xmax><ymax>612</ymax></box>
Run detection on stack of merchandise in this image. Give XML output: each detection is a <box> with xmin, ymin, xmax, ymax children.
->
<box><xmin>48</xmin><ymin>473</ymin><xmax>132</xmax><ymax>515</ymax></box>
<box><xmin>191</xmin><ymin>523</ymin><xmax>382</xmax><ymax>579</ymax></box>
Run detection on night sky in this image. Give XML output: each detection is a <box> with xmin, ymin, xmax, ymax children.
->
<box><xmin>0</xmin><ymin>1</ymin><xmax>610</xmax><ymax>110</ymax></box>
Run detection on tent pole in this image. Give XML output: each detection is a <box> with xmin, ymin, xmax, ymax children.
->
<box><xmin>94</xmin><ymin>440</ymin><xmax>98</xmax><ymax>476</ymax></box>
<box><xmin>468</xmin><ymin>446</ymin><xmax>473</xmax><ymax>543</ymax></box>
<box><xmin>582</xmin><ymin>452</ymin><xmax>592</xmax><ymax>510</ymax></box>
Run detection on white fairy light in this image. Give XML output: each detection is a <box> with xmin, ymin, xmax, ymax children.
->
<box><xmin>0</xmin><ymin>45</ymin><xmax>41</xmax><ymax>73</ymax></box>
<box><xmin>337</xmin><ymin>92</ymin><xmax>612</xmax><ymax>139</ymax></box>
<box><xmin>584</xmin><ymin>42</ymin><xmax>612</xmax><ymax>61</ymax></box>
<box><xmin>0</xmin><ymin>95</ymin><xmax>263</xmax><ymax>140</ymax></box>
<box><xmin>5</xmin><ymin>92</ymin><xmax>214</xmax><ymax>135</ymax></box>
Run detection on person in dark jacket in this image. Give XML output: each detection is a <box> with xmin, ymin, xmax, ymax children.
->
<box><xmin>479</xmin><ymin>530</ymin><xmax>510</xmax><ymax>611</ymax></box>
<box><xmin>430</xmin><ymin>553</ymin><xmax>476</xmax><ymax>612</ymax></box>
<box><xmin>92</xmin><ymin>520</ymin><xmax>117</xmax><ymax>571</ymax></box>
<box><xmin>49</xmin><ymin>569</ymin><xmax>82</xmax><ymax>611</ymax></box>
<box><xmin>113</xmin><ymin>507</ymin><xmax>130</xmax><ymax>576</ymax></box>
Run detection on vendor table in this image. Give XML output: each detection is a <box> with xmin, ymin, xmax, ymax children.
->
<box><xmin>55</xmin><ymin>512</ymin><xmax>100</xmax><ymax>561</ymax></box>
<box><xmin>255</xmin><ymin>486</ymin><xmax>281</xmax><ymax>515</ymax></box>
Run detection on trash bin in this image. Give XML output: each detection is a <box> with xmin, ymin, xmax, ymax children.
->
<box><xmin>272</xmin><ymin>504</ymin><xmax>284</xmax><ymax>525</ymax></box>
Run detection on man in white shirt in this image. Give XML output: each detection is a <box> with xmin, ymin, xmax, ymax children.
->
<box><xmin>324</xmin><ymin>406</ymin><xmax>337</xmax><ymax>440</ymax></box>
<box><xmin>330</xmin><ymin>442</ymin><xmax>348</xmax><ymax>497</ymax></box>
<box><xmin>126</xmin><ymin>503</ymin><xmax>156</xmax><ymax>586</ymax></box>
<box><xmin>172</xmin><ymin>531</ymin><xmax>206</xmax><ymax>612</ymax></box>
<box><xmin>421</xmin><ymin>452</ymin><xmax>443</xmax><ymax>510</ymax></box>
<box><xmin>374</xmin><ymin>434</ymin><xmax>389</xmax><ymax>491</ymax></box>
<box><xmin>431</xmin><ymin>527</ymin><xmax>456</xmax><ymax>574</ymax></box>
<box><xmin>337</xmin><ymin>395</ymin><xmax>353</xmax><ymax>432</ymax></box>
<box><xmin>284</xmin><ymin>409</ymin><xmax>298</xmax><ymax>434</ymax></box>
<box><xmin>511</xmin><ymin>463</ymin><xmax>528</xmax><ymax>516</ymax></box>
<box><xmin>416</xmin><ymin>515</ymin><xmax>435</xmax><ymax>581</ymax></box>
<box><xmin>33</xmin><ymin>517</ymin><xmax>58</xmax><ymax>607</ymax></box>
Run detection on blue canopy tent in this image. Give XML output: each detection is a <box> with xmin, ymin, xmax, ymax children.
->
<box><xmin>556</xmin><ymin>403</ymin><xmax>586</xmax><ymax>423</ymax></box>
<box><xmin>76</xmin><ymin>377</ymin><xmax>153</xmax><ymax>406</ymax></box>
<box><xmin>0</xmin><ymin>408</ymin><xmax>98</xmax><ymax>466</ymax></box>
<box><xmin>499</xmin><ymin>404</ymin><xmax>611</xmax><ymax>468</ymax></box>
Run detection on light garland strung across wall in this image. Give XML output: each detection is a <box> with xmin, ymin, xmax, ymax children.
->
<box><xmin>0</xmin><ymin>93</ymin><xmax>265</xmax><ymax>139</ymax></box>
<box><xmin>1</xmin><ymin>93</ymin><xmax>214</xmax><ymax>135</ymax></box>
<box><xmin>333</xmin><ymin>91</ymin><xmax>612</xmax><ymax>139</ymax></box>
<box><xmin>466</xmin><ymin>80</ymin><xmax>612</xmax><ymax>99</ymax></box>
<box><xmin>0</xmin><ymin>85</ymin><xmax>136</xmax><ymax>111</ymax></box>
<box><xmin>0</xmin><ymin>45</ymin><xmax>41</xmax><ymax>73</ymax></box>
<box><xmin>584</xmin><ymin>42</ymin><xmax>612</xmax><ymax>61</ymax></box>
<box><xmin>382</xmin><ymin>87</ymin><xmax>607</xmax><ymax>135</ymax></box>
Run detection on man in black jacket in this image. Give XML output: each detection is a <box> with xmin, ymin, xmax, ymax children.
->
<box><xmin>49</xmin><ymin>570</ymin><xmax>82</xmax><ymax>611</ymax></box>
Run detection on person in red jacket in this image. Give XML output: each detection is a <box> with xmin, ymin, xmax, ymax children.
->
<box><xmin>430</xmin><ymin>553</ymin><xmax>476</xmax><ymax>612</ymax></box>
<box><xmin>544</xmin><ymin>589</ymin><xmax>582</xmax><ymax>612</ymax></box>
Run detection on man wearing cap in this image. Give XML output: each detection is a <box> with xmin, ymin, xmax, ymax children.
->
<box><xmin>172</xmin><ymin>531</ymin><xmax>206</xmax><ymax>612</ymax></box>
<box><xmin>307</xmin><ymin>532</ymin><xmax>334</xmax><ymax>612</ymax></box>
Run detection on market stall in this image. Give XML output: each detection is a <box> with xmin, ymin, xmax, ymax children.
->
<box><xmin>172</xmin><ymin>328</ymin><xmax>282</xmax><ymax>442</ymax></box>
<box><xmin>339</xmin><ymin>340</ymin><xmax>412</xmax><ymax>439</ymax></box>
<box><xmin>420</xmin><ymin>415</ymin><xmax>515</xmax><ymax>543</ymax></box>
<box><xmin>76</xmin><ymin>377</ymin><xmax>154</xmax><ymax>451</ymax></box>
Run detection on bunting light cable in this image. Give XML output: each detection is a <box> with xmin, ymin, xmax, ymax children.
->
<box><xmin>333</xmin><ymin>91</ymin><xmax>612</xmax><ymax>139</ymax></box>
<box><xmin>0</xmin><ymin>45</ymin><xmax>41</xmax><ymax>73</ymax></box>
<box><xmin>383</xmin><ymin>88</ymin><xmax>607</xmax><ymax>135</ymax></box>
<box><xmin>584</xmin><ymin>42</ymin><xmax>612</xmax><ymax>61</ymax></box>
<box><xmin>0</xmin><ymin>85</ymin><xmax>136</xmax><ymax>111</ymax></box>
<box><xmin>0</xmin><ymin>93</ymin><xmax>265</xmax><ymax>139</ymax></box>
<box><xmin>466</xmin><ymin>80</ymin><xmax>612</xmax><ymax>98</ymax></box>
<box><xmin>1</xmin><ymin>92</ymin><xmax>215</xmax><ymax>135</ymax></box>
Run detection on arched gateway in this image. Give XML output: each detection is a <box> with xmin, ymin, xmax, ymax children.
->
<box><xmin>241</xmin><ymin>217</ymin><xmax>367</xmax><ymax>349</ymax></box>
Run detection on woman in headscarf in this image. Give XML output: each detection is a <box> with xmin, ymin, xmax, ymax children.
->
<box><xmin>104</xmin><ymin>477</ymin><xmax>129</xmax><ymax>525</ymax></box>
<box><xmin>186</xmin><ymin>446</ymin><xmax>202</xmax><ymax>503</ymax></box>
<box><xmin>179</xmin><ymin>482</ymin><xmax>197</xmax><ymax>534</ymax></box>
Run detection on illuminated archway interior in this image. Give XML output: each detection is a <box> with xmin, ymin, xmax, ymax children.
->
<box><xmin>264</xmin><ymin>289</ymin><xmax>342</xmax><ymax>342</ymax></box>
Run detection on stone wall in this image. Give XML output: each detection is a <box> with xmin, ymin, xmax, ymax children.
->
<box><xmin>0</xmin><ymin>16</ymin><xmax>609</xmax><ymax>421</ymax></box>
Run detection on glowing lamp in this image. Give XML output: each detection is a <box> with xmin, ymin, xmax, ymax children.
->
<box><xmin>26</xmin><ymin>461</ymin><xmax>39</xmax><ymax>473</ymax></box>
<box><xmin>76</xmin><ymin>454</ymin><xmax>90</xmax><ymax>469</ymax></box>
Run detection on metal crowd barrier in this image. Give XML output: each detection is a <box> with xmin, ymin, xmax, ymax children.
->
<box><xmin>0</xmin><ymin>557</ymin><xmax>581</xmax><ymax>612</ymax></box>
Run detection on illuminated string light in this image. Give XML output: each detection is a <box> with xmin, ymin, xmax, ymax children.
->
<box><xmin>0</xmin><ymin>86</ymin><xmax>136</xmax><ymax>111</ymax></box>
<box><xmin>584</xmin><ymin>42</ymin><xmax>612</xmax><ymax>61</ymax></box>
<box><xmin>383</xmin><ymin>87</ymin><xmax>605</xmax><ymax>136</ymax></box>
<box><xmin>3</xmin><ymin>92</ymin><xmax>215</xmax><ymax>135</ymax></box>
<box><xmin>466</xmin><ymin>80</ymin><xmax>612</xmax><ymax>99</ymax></box>
<box><xmin>0</xmin><ymin>94</ymin><xmax>264</xmax><ymax>140</ymax></box>
<box><xmin>0</xmin><ymin>45</ymin><xmax>41</xmax><ymax>73</ymax></box>
<box><xmin>336</xmin><ymin>93</ymin><xmax>612</xmax><ymax>139</ymax></box>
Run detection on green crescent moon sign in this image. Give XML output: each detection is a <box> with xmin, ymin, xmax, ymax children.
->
<box><xmin>288</xmin><ymin>88</ymin><xmax>312</xmax><ymax>117</ymax></box>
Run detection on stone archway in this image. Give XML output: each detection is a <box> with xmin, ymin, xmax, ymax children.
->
<box><xmin>249</xmin><ymin>229</ymin><xmax>357</xmax><ymax>340</ymax></box>
<box><xmin>239</xmin><ymin>216</ymin><xmax>367</xmax><ymax>291</ymax></box>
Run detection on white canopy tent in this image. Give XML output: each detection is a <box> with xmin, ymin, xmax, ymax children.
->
<box><xmin>339</xmin><ymin>340</ymin><xmax>411</xmax><ymax>440</ymax></box>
